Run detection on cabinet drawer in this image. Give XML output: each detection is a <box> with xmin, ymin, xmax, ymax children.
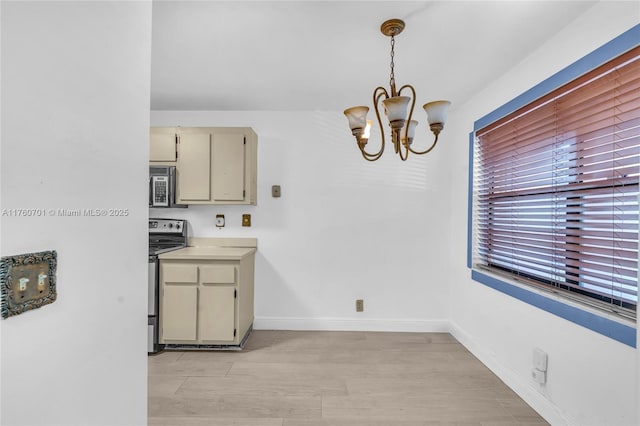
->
<box><xmin>200</xmin><ymin>265</ymin><xmax>236</xmax><ymax>284</ymax></box>
<box><xmin>163</xmin><ymin>264</ymin><xmax>198</xmax><ymax>283</ymax></box>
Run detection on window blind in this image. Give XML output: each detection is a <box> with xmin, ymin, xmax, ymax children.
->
<box><xmin>474</xmin><ymin>46</ymin><xmax>640</xmax><ymax>317</ymax></box>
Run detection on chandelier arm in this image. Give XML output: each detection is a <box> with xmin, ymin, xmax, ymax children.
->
<box><xmin>360</xmin><ymin>149</ymin><xmax>384</xmax><ymax>162</ymax></box>
<box><xmin>355</xmin><ymin>86</ymin><xmax>389</xmax><ymax>160</ymax></box>
<box><xmin>407</xmin><ymin>133</ymin><xmax>439</xmax><ymax>155</ymax></box>
<box><xmin>357</xmin><ymin>141</ymin><xmax>384</xmax><ymax>161</ymax></box>
<box><xmin>397</xmin><ymin>84</ymin><xmax>416</xmax><ymax>161</ymax></box>
<box><xmin>397</xmin><ymin>132</ymin><xmax>409</xmax><ymax>161</ymax></box>
<box><xmin>354</xmin><ymin>92</ymin><xmax>386</xmax><ymax>160</ymax></box>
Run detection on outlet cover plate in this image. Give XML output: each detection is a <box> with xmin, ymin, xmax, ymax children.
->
<box><xmin>216</xmin><ymin>214</ymin><xmax>225</xmax><ymax>227</ymax></box>
<box><xmin>533</xmin><ymin>348</ymin><xmax>548</xmax><ymax>371</ymax></box>
<box><xmin>242</xmin><ymin>214</ymin><xmax>251</xmax><ymax>227</ymax></box>
<box><xmin>1</xmin><ymin>250</ymin><xmax>57</xmax><ymax>319</ymax></box>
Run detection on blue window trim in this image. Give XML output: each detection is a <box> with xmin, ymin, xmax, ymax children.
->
<box><xmin>467</xmin><ymin>24</ymin><xmax>639</xmax><ymax>348</ymax></box>
<box><xmin>467</xmin><ymin>131</ymin><xmax>474</xmax><ymax>270</ymax></box>
<box><xmin>473</xmin><ymin>271</ymin><xmax>636</xmax><ymax>348</ymax></box>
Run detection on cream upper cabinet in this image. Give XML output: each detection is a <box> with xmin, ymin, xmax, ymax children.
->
<box><xmin>150</xmin><ymin>128</ymin><xmax>177</xmax><ymax>163</ymax></box>
<box><xmin>177</xmin><ymin>133</ymin><xmax>211</xmax><ymax>201</ymax></box>
<box><xmin>212</xmin><ymin>134</ymin><xmax>245</xmax><ymax>201</ymax></box>
<box><xmin>174</xmin><ymin>127</ymin><xmax>257</xmax><ymax>205</ymax></box>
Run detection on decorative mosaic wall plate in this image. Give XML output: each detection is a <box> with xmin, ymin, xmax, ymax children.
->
<box><xmin>1</xmin><ymin>250</ymin><xmax>57</xmax><ymax>319</ymax></box>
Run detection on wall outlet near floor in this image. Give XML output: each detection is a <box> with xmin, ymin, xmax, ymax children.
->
<box><xmin>356</xmin><ymin>299</ymin><xmax>364</xmax><ymax>312</ymax></box>
<box><xmin>215</xmin><ymin>214</ymin><xmax>225</xmax><ymax>227</ymax></box>
<box><xmin>533</xmin><ymin>348</ymin><xmax>548</xmax><ymax>371</ymax></box>
<box><xmin>531</xmin><ymin>368</ymin><xmax>546</xmax><ymax>384</ymax></box>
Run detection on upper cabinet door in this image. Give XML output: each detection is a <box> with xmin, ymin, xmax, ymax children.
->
<box><xmin>150</xmin><ymin>132</ymin><xmax>177</xmax><ymax>162</ymax></box>
<box><xmin>212</xmin><ymin>134</ymin><xmax>245</xmax><ymax>201</ymax></box>
<box><xmin>177</xmin><ymin>133</ymin><xmax>211</xmax><ymax>201</ymax></box>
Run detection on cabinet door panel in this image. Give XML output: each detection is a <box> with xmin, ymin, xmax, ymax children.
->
<box><xmin>162</xmin><ymin>286</ymin><xmax>197</xmax><ymax>341</ymax></box>
<box><xmin>199</xmin><ymin>286</ymin><xmax>235</xmax><ymax>341</ymax></box>
<box><xmin>150</xmin><ymin>133</ymin><xmax>176</xmax><ymax>162</ymax></box>
<box><xmin>201</xmin><ymin>265</ymin><xmax>235</xmax><ymax>284</ymax></box>
<box><xmin>212</xmin><ymin>134</ymin><xmax>245</xmax><ymax>201</ymax></box>
<box><xmin>178</xmin><ymin>133</ymin><xmax>211</xmax><ymax>201</ymax></box>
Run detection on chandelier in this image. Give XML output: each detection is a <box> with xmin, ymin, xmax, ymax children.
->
<box><xmin>344</xmin><ymin>19</ymin><xmax>451</xmax><ymax>162</ymax></box>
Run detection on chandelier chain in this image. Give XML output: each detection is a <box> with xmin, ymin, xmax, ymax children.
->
<box><xmin>389</xmin><ymin>35</ymin><xmax>396</xmax><ymax>94</ymax></box>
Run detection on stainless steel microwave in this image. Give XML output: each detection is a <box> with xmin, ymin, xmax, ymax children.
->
<box><xmin>149</xmin><ymin>166</ymin><xmax>187</xmax><ymax>208</ymax></box>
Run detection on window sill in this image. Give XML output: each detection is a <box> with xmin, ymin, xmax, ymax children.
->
<box><xmin>471</xmin><ymin>269</ymin><xmax>636</xmax><ymax>348</ymax></box>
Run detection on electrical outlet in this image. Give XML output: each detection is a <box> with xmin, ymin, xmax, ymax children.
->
<box><xmin>533</xmin><ymin>348</ymin><xmax>548</xmax><ymax>371</ymax></box>
<box><xmin>242</xmin><ymin>214</ymin><xmax>251</xmax><ymax>227</ymax></box>
<box><xmin>272</xmin><ymin>185</ymin><xmax>281</xmax><ymax>198</ymax></box>
<box><xmin>215</xmin><ymin>214</ymin><xmax>225</xmax><ymax>227</ymax></box>
<box><xmin>356</xmin><ymin>299</ymin><xmax>364</xmax><ymax>312</ymax></box>
<box><xmin>531</xmin><ymin>368</ymin><xmax>546</xmax><ymax>384</ymax></box>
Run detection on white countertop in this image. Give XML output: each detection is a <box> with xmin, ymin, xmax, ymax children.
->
<box><xmin>158</xmin><ymin>246</ymin><xmax>256</xmax><ymax>261</ymax></box>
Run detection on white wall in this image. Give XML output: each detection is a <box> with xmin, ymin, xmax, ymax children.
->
<box><xmin>444</xmin><ymin>2</ymin><xmax>639</xmax><ymax>425</ymax></box>
<box><xmin>1</xmin><ymin>2</ymin><xmax>151</xmax><ymax>425</ymax></box>
<box><xmin>151</xmin><ymin>110</ymin><xmax>453</xmax><ymax>332</ymax></box>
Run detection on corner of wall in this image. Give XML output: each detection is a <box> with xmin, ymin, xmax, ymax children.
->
<box><xmin>449</xmin><ymin>321</ymin><xmax>570</xmax><ymax>426</ymax></box>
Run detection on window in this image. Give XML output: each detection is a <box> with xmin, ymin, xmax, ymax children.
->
<box><xmin>472</xmin><ymin>45</ymin><xmax>640</xmax><ymax>320</ymax></box>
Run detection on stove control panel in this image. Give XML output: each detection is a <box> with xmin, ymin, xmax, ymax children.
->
<box><xmin>149</xmin><ymin>219</ymin><xmax>186</xmax><ymax>234</ymax></box>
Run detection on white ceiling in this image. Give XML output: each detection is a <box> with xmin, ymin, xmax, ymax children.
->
<box><xmin>150</xmin><ymin>0</ymin><xmax>598</xmax><ymax>111</ymax></box>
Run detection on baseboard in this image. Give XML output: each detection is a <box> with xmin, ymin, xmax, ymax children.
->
<box><xmin>254</xmin><ymin>317</ymin><xmax>450</xmax><ymax>332</ymax></box>
<box><xmin>448</xmin><ymin>321</ymin><xmax>571</xmax><ymax>426</ymax></box>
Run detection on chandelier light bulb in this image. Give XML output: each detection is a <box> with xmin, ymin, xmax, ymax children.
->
<box><xmin>363</xmin><ymin>120</ymin><xmax>372</xmax><ymax>140</ymax></box>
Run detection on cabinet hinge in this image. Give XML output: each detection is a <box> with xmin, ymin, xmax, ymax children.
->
<box><xmin>234</xmin><ymin>328</ymin><xmax>237</xmax><ymax>337</ymax></box>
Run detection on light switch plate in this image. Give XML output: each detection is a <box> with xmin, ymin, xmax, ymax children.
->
<box><xmin>242</xmin><ymin>214</ymin><xmax>251</xmax><ymax>227</ymax></box>
<box><xmin>1</xmin><ymin>250</ymin><xmax>57</xmax><ymax>319</ymax></box>
<box><xmin>272</xmin><ymin>185</ymin><xmax>281</xmax><ymax>198</ymax></box>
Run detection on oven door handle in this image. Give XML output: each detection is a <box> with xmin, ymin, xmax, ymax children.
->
<box><xmin>148</xmin><ymin>257</ymin><xmax>158</xmax><ymax>316</ymax></box>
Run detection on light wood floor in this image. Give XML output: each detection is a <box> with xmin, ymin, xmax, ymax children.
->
<box><xmin>148</xmin><ymin>330</ymin><xmax>548</xmax><ymax>426</ymax></box>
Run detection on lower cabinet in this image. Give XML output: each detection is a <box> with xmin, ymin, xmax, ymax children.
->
<box><xmin>159</xmin><ymin>256</ymin><xmax>254</xmax><ymax>346</ymax></box>
<box><xmin>162</xmin><ymin>285</ymin><xmax>198</xmax><ymax>341</ymax></box>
